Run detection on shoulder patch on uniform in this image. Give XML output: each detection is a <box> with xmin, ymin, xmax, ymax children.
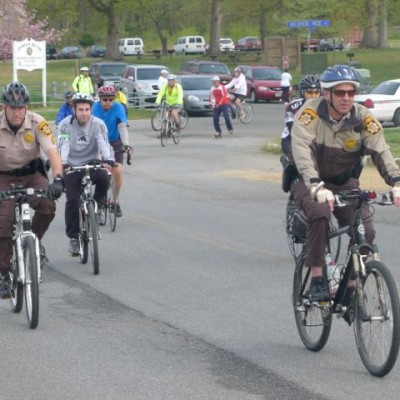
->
<box><xmin>363</xmin><ymin>116</ymin><xmax>380</xmax><ymax>135</ymax></box>
<box><xmin>37</xmin><ymin>120</ymin><xmax>52</xmax><ymax>136</ymax></box>
<box><xmin>298</xmin><ymin>108</ymin><xmax>318</xmax><ymax>126</ymax></box>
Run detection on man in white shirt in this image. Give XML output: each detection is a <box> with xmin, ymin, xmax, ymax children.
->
<box><xmin>280</xmin><ymin>68</ymin><xmax>293</xmax><ymax>103</ymax></box>
<box><xmin>225</xmin><ymin>67</ymin><xmax>247</xmax><ymax>119</ymax></box>
<box><xmin>158</xmin><ymin>69</ymin><xmax>169</xmax><ymax>90</ymax></box>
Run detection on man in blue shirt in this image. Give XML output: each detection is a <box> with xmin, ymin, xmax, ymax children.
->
<box><xmin>92</xmin><ymin>85</ymin><xmax>131</xmax><ymax>217</ymax></box>
<box><xmin>55</xmin><ymin>91</ymin><xmax>74</xmax><ymax>126</ymax></box>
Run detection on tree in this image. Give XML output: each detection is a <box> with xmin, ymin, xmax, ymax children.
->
<box><xmin>0</xmin><ymin>0</ymin><xmax>63</xmax><ymax>60</ymax></box>
<box><xmin>208</xmin><ymin>0</ymin><xmax>223</xmax><ymax>56</ymax></box>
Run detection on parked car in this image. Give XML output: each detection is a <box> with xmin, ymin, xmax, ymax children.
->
<box><xmin>219</xmin><ymin>38</ymin><xmax>235</xmax><ymax>52</ymax></box>
<box><xmin>87</xmin><ymin>45</ymin><xmax>106</xmax><ymax>58</ymax></box>
<box><xmin>119</xmin><ymin>64</ymin><xmax>168</xmax><ymax>107</ymax></box>
<box><xmin>300</xmin><ymin>38</ymin><xmax>320</xmax><ymax>52</ymax></box>
<box><xmin>173</xmin><ymin>36</ymin><xmax>206</xmax><ymax>55</ymax></box>
<box><xmin>89</xmin><ymin>61</ymin><xmax>127</xmax><ymax>90</ymax></box>
<box><xmin>46</xmin><ymin>44</ymin><xmax>58</xmax><ymax>60</ymax></box>
<box><xmin>176</xmin><ymin>74</ymin><xmax>213</xmax><ymax>115</ymax></box>
<box><xmin>235</xmin><ymin>37</ymin><xmax>262</xmax><ymax>51</ymax></box>
<box><xmin>179</xmin><ymin>60</ymin><xmax>231</xmax><ymax>84</ymax></box>
<box><xmin>319</xmin><ymin>38</ymin><xmax>344</xmax><ymax>52</ymax></box>
<box><xmin>238</xmin><ymin>65</ymin><xmax>283</xmax><ymax>102</ymax></box>
<box><xmin>58</xmin><ymin>46</ymin><xmax>84</xmax><ymax>59</ymax></box>
<box><xmin>354</xmin><ymin>79</ymin><xmax>400</xmax><ymax>126</ymax></box>
<box><xmin>352</xmin><ymin>67</ymin><xmax>372</xmax><ymax>94</ymax></box>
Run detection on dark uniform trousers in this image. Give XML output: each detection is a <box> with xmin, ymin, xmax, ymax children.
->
<box><xmin>0</xmin><ymin>172</ymin><xmax>55</xmax><ymax>272</ymax></box>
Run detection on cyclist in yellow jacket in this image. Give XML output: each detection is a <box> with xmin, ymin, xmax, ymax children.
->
<box><xmin>72</xmin><ymin>67</ymin><xmax>94</xmax><ymax>96</ymax></box>
<box><xmin>155</xmin><ymin>74</ymin><xmax>183</xmax><ymax>132</ymax></box>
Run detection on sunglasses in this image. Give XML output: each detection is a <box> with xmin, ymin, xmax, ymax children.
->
<box><xmin>305</xmin><ymin>90</ymin><xmax>320</xmax><ymax>96</ymax></box>
<box><xmin>101</xmin><ymin>97</ymin><xmax>114</xmax><ymax>102</ymax></box>
<box><xmin>332</xmin><ymin>89</ymin><xmax>356</xmax><ymax>98</ymax></box>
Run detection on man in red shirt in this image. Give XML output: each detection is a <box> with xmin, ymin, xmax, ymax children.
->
<box><xmin>209</xmin><ymin>75</ymin><xmax>233</xmax><ymax>138</ymax></box>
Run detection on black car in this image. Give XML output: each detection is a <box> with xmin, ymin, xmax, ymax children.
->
<box><xmin>89</xmin><ymin>61</ymin><xmax>127</xmax><ymax>90</ymax></box>
<box><xmin>58</xmin><ymin>46</ymin><xmax>84</xmax><ymax>59</ymax></box>
<box><xmin>87</xmin><ymin>45</ymin><xmax>106</xmax><ymax>58</ymax></box>
<box><xmin>46</xmin><ymin>44</ymin><xmax>58</xmax><ymax>60</ymax></box>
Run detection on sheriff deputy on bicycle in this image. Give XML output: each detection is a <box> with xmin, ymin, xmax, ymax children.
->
<box><xmin>0</xmin><ymin>82</ymin><xmax>64</xmax><ymax>298</ymax></box>
<box><xmin>57</xmin><ymin>93</ymin><xmax>115</xmax><ymax>256</ymax></box>
<box><xmin>155</xmin><ymin>74</ymin><xmax>184</xmax><ymax>133</ymax></box>
<box><xmin>290</xmin><ymin>65</ymin><xmax>400</xmax><ymax>303</ymax></box>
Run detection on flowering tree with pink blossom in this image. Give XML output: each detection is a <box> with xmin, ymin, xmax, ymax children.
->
<box><xmin>0</xmin><ymin>0</ymin><xmax>64</xmax><ymax>60</ymax></box>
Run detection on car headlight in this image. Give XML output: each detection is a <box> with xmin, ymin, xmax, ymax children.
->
<box><xmin>258</xmin><ymin>86</ymin><xmax>268</xmax><ymax>91</ymax></box>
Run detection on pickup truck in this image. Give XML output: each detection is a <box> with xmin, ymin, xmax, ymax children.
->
<box><xmin>300</xmin><ymin>38</ymin><xmax>320</xmax><ymax>52</ymax></box>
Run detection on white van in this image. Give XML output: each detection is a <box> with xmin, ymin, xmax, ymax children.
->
<box><xmin>173</xmin><ymin>36</ymin><xmax>206</xmax><ymax>55</ymax></box>
<box><xmin>118</xmin><ymin>38</ymin><xmax>144</xmax><ymax>56</ymax></box>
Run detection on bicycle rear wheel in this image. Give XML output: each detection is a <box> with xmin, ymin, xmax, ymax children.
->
<box><xmin>179</xmin><ymin>109</ymin><xmax>189</xmax><ymax>129</ymax></box>
<box><xmin>293</xmin><ymin>255</ymin><xmax>332</xmax><ymax>351</ymax></box>
<box><xmin>23</xmin><ymin>236</ymin><xmax>39</xmax><ymax>329</ymax></box>
<box><xmin>160</xmin><ymin>120</ymin><xmax>168</xmax><ymax>147</ymax></box>
<box><xmin>286</xmin><ymin>198</ymin><xmax>306</xmax><ymax>261</ymax></box>
<box><xmin>108</xmin><ymin>176</ymin><xmax>117</xmax><ymax>232</ymax></box>
<box><xmin>151</xmin><ymin>109</ymin><xmax>163</xmax><ymax>131</ymax></box>
<box><xmin>354</xmin><ymin>260</ymin><xmax>400</xmax><ymax>377</ymax></box>
<box><xmin>87</xmin><ymin>203</ymin><xmax>100</xmax><ymax>275</ymax></box>
<box><xmin>239</xmin><ymin>102</ymin><xmax>254</xmax><ymax>124</ymax></box>
<box><xmin>79</xmin><ymin>207</ymin><xmax>89</xmax><ymax>264</ymax></box>
<box><xmin>10</xmin><ymin>244</ymin><xmax>23</xmax><ymax>313</ymax></box>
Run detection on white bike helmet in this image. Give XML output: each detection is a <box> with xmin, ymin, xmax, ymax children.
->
<box><xmin>211</xmin><ymin>75</ymin><xmax>220</xmax><ymax>82</ymax></box>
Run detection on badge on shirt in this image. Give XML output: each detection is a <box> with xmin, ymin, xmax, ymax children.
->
<box><xmin>344</xmin><ymin>138</ymin><xmax>358</xmax><ymax>150</ymax></box>
<box><xmin>24</xmin><ymin>131</ymin><xmax>35</xmax><ymax>143</ymax></box>
<box><xmin>37</xmin><ymin>120</ymin><xmax>52</xmax><ymax>136</ymax></box>
<box><xmin>298</xmin><ymin>108</ymin><xmax>318</xmax><ymax>126</ymax></box>
<box><xmin>363</xmin><ymin>116</ymin><xmax>380</xmax><ymax>135</ymax></box>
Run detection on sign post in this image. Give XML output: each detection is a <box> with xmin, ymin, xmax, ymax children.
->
<box><xmin>12</xmin><ymin>38</ymin><xmax>47</xmax><ymax>106</ymax></box>
<box><xmin>287</xmin><ymin>20</ymin><xmax>331</xmax><ymax>53</ymax></box>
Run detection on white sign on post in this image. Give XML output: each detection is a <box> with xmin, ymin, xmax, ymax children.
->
<box><xmin>12</xmin><ymin>38</ymin><xmax>47</xmax><ymax>106</ymax></box>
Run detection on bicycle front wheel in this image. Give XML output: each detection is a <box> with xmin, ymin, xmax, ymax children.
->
<box><xmin>354</xmin><ymin>260</ymin><xmax>400</xmax><ymax>377</ymax></box>
<box><xmin>239</xmin><ymin>102</ymin><xmax>254</xmax><ymax>124</ymax></box>
<box><xmin>179</xmin><ymin>109</ymin><xmax>189</xmax><ymax>129</ymax></box>
<box><xmin>293</xmin><ymin>255</ymin><xmax>332</xmax><ymax>351</ymax></box>
<box><xmin>151</xmin><ymin>109</ymin><xmax>163</xmax><ymax>131</ymax></box>
<box><xmin>172</xmin><ymin>130</ymin><xmax>180</xmax><ymax>145</ymax></box>
<box><xmin>23</xmin><ymin>236</ymin><xmax>39</xmax><ymax>329</ymax></box>
<box><xmin>108</xmin><ymin>176</ymin><xmax>117</xmax><ymax>232</ymax></box>
<box><xmin>88</xmin><ymin>203</ymin><xmax>100</xmax><ymax>275</ymax></box>
<box><xmin>160</xmin><ymin>120</ymin><xmax>168</xmax><ymax>147</ymax></box>
<box><xmin>10</xmin><ymin>244</ymin><xmax>23</xmax><ymax>313</ymax></box>
<box><xmin>79</xmin><ymin>207</ymin><xmax>89</xmax><ymax>264</ymax></box>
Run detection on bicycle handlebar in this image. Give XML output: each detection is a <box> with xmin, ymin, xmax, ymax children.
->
<box><xmin>0</xmin><ymin>185</ymin><xmax>49</xmax><ymax>201</ymax></box>
<box><xmin>335</xmin><ymin>189</ymin><xmax>394</xmax><ymax>206</ymax></box>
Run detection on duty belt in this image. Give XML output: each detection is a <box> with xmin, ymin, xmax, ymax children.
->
<box><xmin>0</xmin><ymin>159</ymin><xmax>40</xmax><ymax>177</ymax></box>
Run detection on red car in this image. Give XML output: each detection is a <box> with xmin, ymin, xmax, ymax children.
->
<box><xmin>235</xmin><ymin>37</ymin><xmax>262</xmax><ymax>51</ymax></box>
<box><xmin>238</xmin><ymin>65</ymin><xmax>283</xmax><ymax>103</ymax></box>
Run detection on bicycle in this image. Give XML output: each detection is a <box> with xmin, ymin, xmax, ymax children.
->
<box><xmin>66</xmin><ymin>162</ymin><xmax>107</xmax><ymax>275</ymax></box>
<box><xmin>160</xmin><ymin>105</ymin><xmax>184</xmax><ymax>147</ymax></box>
<box><xmin>292</xmin><ymin>187</ymin><xmax>400</xmax><ymax>377</ymax></box>
<box><xmin>219</xmin><ymin>97</ymin><xmax>254</xmax><ymax>125</ymax></box>
<box><xmin>151</xmin><ymin>100</ymin><xmax>188</xmax><ymax>132</ymax></box>
<box><xmin>98</xmin><ymin>148</ymin><xmax>131</xmax><ymax>232</ymax></box>
<box><xmin>1</xmin><ymin>185</ymin><xmax>49</xmax><ymax>329</ymax></box>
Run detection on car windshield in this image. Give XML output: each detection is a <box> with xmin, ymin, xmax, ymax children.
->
<box><xmin>371</xmin><ymin>81</ymin><xmax>400</xmax><ymax>95</ymax></box>
<box><xmin>199</xmin><ymin>64</ymin><xmax>230</xmax><ymax>74</ymax></box>
<box><xmin>220</xmin><ymin>39</ymin><xmax>231</xmax><ymax>44</ymax></box>
<box><xmin>253</xmin><ymin>68</ymin><xmax>281</xmax><ymax>80</ymax></box>
<box><xmin>180</xmin><ymin>77</ymin><xmax>211</xmax><ymax>90</ymax></box>
<box><xmin>137</xmin><ymin>68</ymin><xmax>163</xmax><ymax>80</ymax></box>
<box><xmin>100</xmin><ymin>65</ymin><xmax>126</xmax><ymax>76</ymax></box>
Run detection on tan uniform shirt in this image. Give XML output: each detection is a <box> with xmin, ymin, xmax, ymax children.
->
<box><xmin>0</xmin><ymin>110</ymin><xmax>57</xmax><ymax>171</ymax></box>
<box><xmin>291</xmin><ymin>98</ymin><xmax>400</xmax><ymax>187</ymax></box>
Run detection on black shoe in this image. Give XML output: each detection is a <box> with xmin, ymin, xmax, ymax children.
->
<box><xmin>116</xmin><ymin>204</ymin><xmax>123</xmax><ymax>217</ymax></box>
<box><xmin>342</xmin><ymin>288</ymin><xmax>355</xmax><ymax>326</ymax></box>
<box><xmin>0</xmin><ymin>273</ymin><xmax>11</xmax><ymax>299</ymax></box>
<box><xmin>309</xmin><ymin>277</ymin><xmax>330</xmax><ymax>303</ymax></box>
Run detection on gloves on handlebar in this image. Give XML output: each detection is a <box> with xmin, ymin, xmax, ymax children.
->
<box><xmin>48</xmin><ymin>177</ymin><xmax>64</xmax><ymax>200</ymax></box>
<box><xmin>104</xmin><ymin>160</ymin><xmax>116</xmax><ymax>167</ymax></box>
<box><xmin>391</xmin><ymin>185</ymin><xmax>400</xmax><ymax>207</ymax></box>
<box><xmin>310</xmin><ymin>184</ymin><xmax>334</xmax><ymax>204</ymax></box>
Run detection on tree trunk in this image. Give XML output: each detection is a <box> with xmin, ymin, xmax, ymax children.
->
<box><xmin>209</xmin><ymin>0</ymin><xmax>223</xmax><ymax>56</ymax></box>
<box><xmin>360</xmin><ymin>0</ymin><xmax>389</xmax><ymax>48</ymax></box>
<box><xmin>105</xmin><ymin>9</ymin><xmax>122</xmax><ymax>60</ymax></box>
<box><xmin>378</xmin><ymin>0</ymin><xmax>389</xmax><ymax>48</ymax></box>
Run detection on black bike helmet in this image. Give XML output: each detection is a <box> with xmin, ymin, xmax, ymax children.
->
<box><xmin>299</xmin><ymin>75</ymin><xmax>321</xmax><ymax>98</ymax></box>
<box><xmin>320</xmin><ymin>65</ymin><xmax>359</xmax><ymax>89</ymax></box>
<box><xmin>2</xmin><ymin>82</ymin><xmax>30</xmax><ymax>106</ymax></box>
<box><xmin>72</xmin><ymin>92</ymin><xmax>94</xmax><ymax>105</ymax></box>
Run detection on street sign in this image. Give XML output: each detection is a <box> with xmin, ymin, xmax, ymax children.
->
<box><xmin>287</xmin><ymin>19</ymin><xmax>331</xmax><ymax>30</ymax></box>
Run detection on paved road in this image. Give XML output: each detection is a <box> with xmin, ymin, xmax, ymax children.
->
<box><xmin>2</xmin><ymin>103</ymin><xmax>400</xmax><ymax>399</ymax></box>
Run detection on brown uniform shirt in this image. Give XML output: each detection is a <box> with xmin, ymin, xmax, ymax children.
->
<box><xmin>292</xmin><ymin>98</ymin><xmax>400</xmax><ymax>187</ymax></box>
<box><xmin>0</xmin><ymin>110</ymin><xmax>57</xmax><ymax>171</ymax></box>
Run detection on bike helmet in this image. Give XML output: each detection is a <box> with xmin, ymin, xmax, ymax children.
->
<box><xmin>167</xmin><ymin>74</ymin><xmax>177</xmax><ymax>80</ymax></box>
<box><xmin>64</xmin><ymin>90</ymin><xmax>74</xmax><ymax>99</ymax></box>
<box><xmin>211</xmin><ymin>75</ymin><xmax>220</xmax><ymax>82</ymax></box>
<box><xmin>72</xmin><ymin>92</ymin><xmax>94</xmax><ymax>105</ymax></box>
<box><xmin>299</xmin><ymin>75</ymin><xmax>321</xmax><ymax>97</ymax></box>
<box><xmin>98</xmin><ymin>85</ymin><xmax>116</xmax><ymax>97</ymax></box>
<box><xmin>234</xmin><ymin>67</ymin><xmax>242</xmax><ymax>73</ymax></box>
<box><xmin>320</xmin><ymin>65</ymin><xmax>359</xmax><ymax>89</ymax></box>
<box><xmin>2</xmin><ymin>82</ymin><xmax>30</xmax><ymax>106</ymax></box>
<box><xmin>80</xmin><ymin>66</ymin><xmax>89</xmax><ymax>72</ymax></box>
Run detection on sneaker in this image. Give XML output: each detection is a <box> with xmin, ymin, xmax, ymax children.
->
<box><xmin>309</xmin><ymin>276</ymin><xmax>330</xmax><ymax>303</ymax></box>
<box><xmin>229</xmin><ymin>130</ymin><xmax>233</xmax><ymax>135</ymax></box>
<box><xmin>39</xmin><ymin>242</ymin><xmax>49</xmax><ymax>270</ymax></box>
<box><xmin>116</xmin><ymin>204</ymin><xmax>123</xmax><ymax>218</ymax></box>
<box><xmin>0</xmin><ymin>273</ymin><xmax>11</xmax><ymax>299</ymax></box>
<box><xmin>68</xmin><ymin>239</ymin><xmax>80</xmax><ymax>257</ymax></box>
<box><xmin>214</xmin><ymin>132</ymin><xmax>221</xmax><ymax>138</ymax></box>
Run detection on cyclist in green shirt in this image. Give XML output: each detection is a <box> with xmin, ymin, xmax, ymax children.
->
<box><xmin>72</xmin><ymin>66</ymin><xmax>94</xmax><ymax>96</ymax></box>
<box><xmin>155</xmin><ymin>74</ymin><xmax>183</xmax><ymax>132</ymax></box>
